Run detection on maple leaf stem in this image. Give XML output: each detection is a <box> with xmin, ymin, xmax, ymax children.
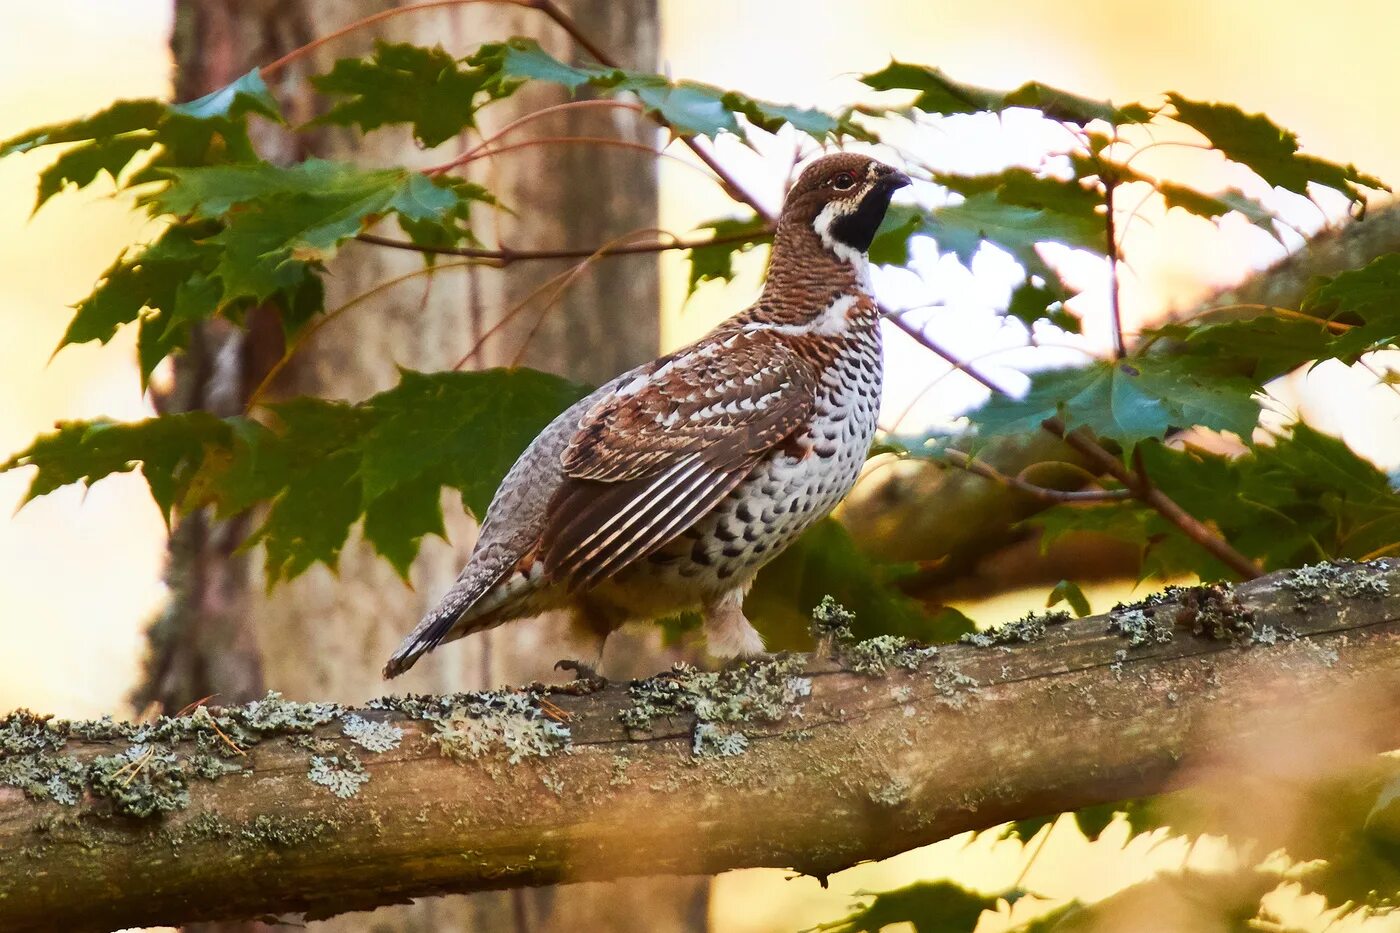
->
<box><xmin>354</xmin><ymin>227</ymin><xmax>772</xmax><ymax>265</ymax></box>
<box><xmin>1051</xmin><ymin>422</ymin><xmax>1264</xmax><ymax>580</ymax></box>
<box><xmin>1105</xmin><ymin>180</ymin><xmax>1127</xmax><ymax>360</ymax></box>
<box><xmin>942</xmin><ymin>449</ymin><xmax>1131</xmax><ymax>504</ymax></box>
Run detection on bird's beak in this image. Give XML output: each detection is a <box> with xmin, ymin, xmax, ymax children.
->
<box><xmin>879</xmin><ymin>169</ymin><xmax>912</xmax><ymax>192</ymax></box>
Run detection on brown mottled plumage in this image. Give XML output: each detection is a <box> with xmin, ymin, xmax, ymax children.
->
<box><xmin>385</xmin><ymin>153</ymin><xmax>909</xmax><ymax>677</ymax></box>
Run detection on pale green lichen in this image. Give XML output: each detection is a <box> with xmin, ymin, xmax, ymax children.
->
<box><xmin>692</xmin><ymin>723</ymin><xmax>749</xmax><ymax>758</ymax></box>
<box><xmin>619</xmin><ymin>655</ymin><xmax>811</xmax><ymax>759</ymax></box>
<box><xmin>620</xmin><ymin>657</ymin><xmax>811</xmax><ymax>731</ymax></box>
<box><xmin>88</xmin><ymin>745</ymin><xmax>191</xmax><ymax>817</ymax></box>
<box><xmin>1283</xmin><ymin>559</ymin><xmax>1392</xmax><ymax>604</ymax></box>
<box><xmin>1107</xmin><ymin>607</ymin><xmax>1175</xmax><ymax>648</ymax></box>
<box><xmin>811</xmin><ymin>595</ymin><xmax>857</xmax><ymax>641</ymax></box>
<box><xmin>307</xmin><ymin>753</ymin><xmax>368</xmax><ymax>799</ymax></box>
<box><xmin>341</xmin><ymin>714</ymin><xmax>403</xmax><ymax>753</ymax></box>
<box><xmin>233</xmin><ymin>692</ymin><xmax>342</xmax><ymax>735</ymax></box>
<box><xmin>845</xmin><ymin>634</ymin><xmax>937</xmax><ymax>675</ymax></box>
<box><xmin>431</xmin><ymin>693</ymin><xmax>571</xmax><ymax>765</ymax></box>
<box><xmin>929</xmin><ymin>657</ymin><xmax>979</xmax><ymax>709</ymax></box>
<box><xmin>961</xmin><ymin>610</ymin><xmax>1070</xmax><ymax>648</ymax></box>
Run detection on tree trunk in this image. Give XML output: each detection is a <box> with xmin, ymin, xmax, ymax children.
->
<box><xmin>6</xmin><ymin>561</ymin><xmax>1400</xmax><ymax>932</ymax></box>
<box><xmin>148</xmin><ymin>1</ymin><xmax>707</xmax><ymax>930</ymax></box>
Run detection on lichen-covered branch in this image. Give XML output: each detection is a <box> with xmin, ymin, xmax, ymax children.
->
<box><xmin>3</xmin><ymin>561</ymin><xmax>1400</xmax><ymax>932</ymax></box>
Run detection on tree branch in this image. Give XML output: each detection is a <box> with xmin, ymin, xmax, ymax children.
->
<box><xmin>3</xmin><ymin>561</ymin><xmax>1399</xmax><ymax>932</ymax></box>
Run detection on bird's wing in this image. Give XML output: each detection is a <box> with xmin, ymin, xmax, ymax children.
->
<box><xmin>541</xmin><ymin>328</ymin><xmax>817</xmax><ymax>586</ymax></box>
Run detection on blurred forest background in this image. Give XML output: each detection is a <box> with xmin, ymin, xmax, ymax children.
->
<box><xmin>3</xmin><ymin>1</ymin><xmax>1400</xmax><ymax>931</ymax></box>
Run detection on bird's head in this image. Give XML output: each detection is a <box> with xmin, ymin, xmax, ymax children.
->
<box><xmin>780</xmin><ymin>153</ymin><xmax>911</xmax><ymax>258</ymax></box>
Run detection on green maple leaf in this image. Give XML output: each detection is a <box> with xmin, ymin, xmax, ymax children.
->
<box><xmin>1157</xmin><ymin>181</ymin><xmax>1282</xmax><ymax>241</ymax></box>
<box><xmin>1154</xmin><ymin>316</ymin><xmax>1331</xmax><ymax>382</ymax></box>
<box><xmin>311</xmin><ymin>41</ymin><xmax>508</xmax><ymax>147</ymax></box>
<box><xmin>357</xmin><ymin>367</ymin><xmax>589</xmax><ymax>519</ymax></box>
<box><xmin>62</xmin><ymin>223</ymin><xmax>222</xmax><ymax>350</ymax></box>
<box><xmin>151</xmin><ymin>160</ymin><xmax>466</xmax><ymax>301</ymax></box>
<box><xmin>1167</xmin><ymin>93</ymin><xmax>1387</xmax><ymax>206</ymax></box>
<box><xmin>862</xmin><ymin>60</ymin><xmax>1149</xmax><ymax>126</ymax></box>
<box><xmin>3</xmin><ymin>71</ymin><xmax>283</xmax><ymax>211</ymax></box>
<box><xmin>1</xmin><ymin>369</ymin><xmax>590</xmax><ymax>583</ymax></box>
<box><xmin>1</xmin><ymin>412</ymin><xmax>233</xmax><ymax>521</ymax></box>
<box><xmin>470</xmin><ymin>37</ymin><xmax>610</xmax><ymax>91</ymax></box>
<box><xmin>935</xmin><ymin>168</ymin><xmax>1104</xmax><ymax>225</ymax></box>
<box><xmin>1302</xmin><ymin>252</ymin><xmax>1400</xmax><ymax>357</ymax></box>
<box><xmin>472</xmin><ymin>37</ymin><xmax>856</xmax><ymax>142</ymax></box>
<box><xmin>32</xmin><ymin>134</ymin><xmax>157</xmax><ymax>212</ymax></box>
<box><xmin>970</xmin><ymin>358</ymin><xmax>1261</xmax><ymax>449</ymax></box>
<box><xmin>929</xmin><ymin>192</ymin><xmax>1103</xmax><ymax>287</ymax></box>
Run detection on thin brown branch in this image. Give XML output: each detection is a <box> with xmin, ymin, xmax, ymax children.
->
<box><xmin>1050</xmin><ymin>421</ymin><xmax>1264</xmax><ymax>579</ymax></box>
<box><xmin>529</xmin><ymin>0</ymin><xmax>778</xmax><ymax>222</ymax></box>
<box><xmin>425</xmin><ymin>99</ymin><xmax>645</xmax><ymax>175</ymax></box>
<box><xmin>883</xmin><ymin>311</ymin><xmax>1261</xmax><ymax>579</ymax></box>
<box><xmin>259</xmin><ymin>0</ymin><xmax>532</xmax><ymax>77</ymax></box>
<box><xmin>507</xmin><ymin>228</ymin><xmax>669</xmax><ymax>366</ymax></box>
<box><xmin>2</xmin><ymin>563</ymin><xmax>1397</xmax><ymax>931</ymax></box>
<box><xmin>942</xmin><ymin>449</ymin><xmax>1131</xmax><ymax>504</ymax></box>
<box><xmin>354</xmin><ymin>226</ymin><xmax>771</xmax><ymax>265</ymax></box>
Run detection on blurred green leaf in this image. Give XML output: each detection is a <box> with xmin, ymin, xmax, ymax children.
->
<box><xmin>1167</xmin><ymin>94</ymin><xmax>1386</xmax><ymax>206</ymax></box>
<box><xmin>684</xmin><ymin>215</ymin><xmax>771</xmax><ymax>295</ymax></box>
<box><xmin>807</xmin><ymin>880</ymin><xmax>1013</xmax><ymax>933</ymax></box>
<box><xmin>1047</xmin><ymin>579</ymin><xmax>1091</xmax><ymax>617</ymax></box>
<box><xmin>747</xmin><ymin>518</ymin><xmax>958</xmax><ymax>649</ymax></box>
<box><xmin>1</xmin><ymin>368</ymin><xmax>587</xmax><ymax>584</ymax></box>
<box><xmin>862</xmin><ymin>61</ymin><xmax>1149</xmax><ymax>126</ymax></box>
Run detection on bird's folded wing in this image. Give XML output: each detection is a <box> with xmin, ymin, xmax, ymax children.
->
<box><xmin>541</xmin><ymin>329</ymin><xmax>817</xmax><ymax>586</ymax></box>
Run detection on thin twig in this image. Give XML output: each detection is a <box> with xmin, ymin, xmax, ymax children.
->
<box><xmin>354</xmin><ymin>226</ymin><xmax>771</xmax><ymax>265</ymax></box>
<box><xmin>508</xmin><ymin>228</ymin><xmax>673</xmax><ymax>366</ymax></box>
<box><xmin>883</xmin><ymin>313</ymin><xmax>1261</xmax><ymax>578</ymax></box>
<box><xmin>260</xmin><ymin>0</ymin><xmax>531</xmax><ymax>77</ymax></box>
<box><xmin>246</xmin><ymin>260</ymin><xmax>488</xmax><ymax>410</ymax></box>
<box><xmin>425</xmin><ymin>99</ymin><xmax>645</xmax><ymax>174</ymax></box>
<box><xmin>529</xmin><ymin>0</ymin><xmax>777</xmax><ymax>222</ymax></box>
<box><xmin>943</xmin><ymin>449</ymin><xmax>1131</xmax><ymax>503</ymax></box>
<box><xmin>1049</xmin><ymin>421</ymin><xmax>1263</xmax><ymax>579</ymax></box>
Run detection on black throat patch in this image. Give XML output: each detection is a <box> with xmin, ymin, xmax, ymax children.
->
<box><xmin>827</xmin><ymin>182</ymin><xmax>899</xmax><ymax>254</ymax></box>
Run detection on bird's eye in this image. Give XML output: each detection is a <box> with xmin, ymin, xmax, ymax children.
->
<box><xmin>831</xmin><ymin>171</ymin><xmax>856</xmax><ymax>191</ymax></box>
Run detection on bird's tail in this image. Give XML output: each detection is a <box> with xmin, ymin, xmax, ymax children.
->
<box><xmin>382</xmin><ymin>567</ymin><xmax>510</xmax><ymax>679</ymax></box>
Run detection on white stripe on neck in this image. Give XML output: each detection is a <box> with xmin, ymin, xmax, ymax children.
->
<box><xmin>745</xmin><ymin>294</ymin><xmax>860</xmax><ymax>336</ymax></box>
<box><xmin>813</xmin><ymin>200</ymin><xmax>874</xmax><ymax>291</ymax></box>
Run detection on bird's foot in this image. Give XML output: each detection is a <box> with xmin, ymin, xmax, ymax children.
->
<box><xmin>555</xmin><ymin>658</ymin><xmax>607</xmax><ymax>686</ymax></box>
<box><xmin>716</xmin><ymin>649</ymin><xmax>792</xmax><ymax>672</ymax></box>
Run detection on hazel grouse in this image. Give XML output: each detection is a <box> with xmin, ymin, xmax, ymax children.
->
<box><xmin>384</xmin><ymin>152</ymin><xmax>909</xmax><ymax>677</ymax></box>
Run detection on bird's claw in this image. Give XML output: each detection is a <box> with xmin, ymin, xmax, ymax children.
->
<box><xmin>555</xmin><ymin>658</ymin><xmax>605</xmax><ymax>684</ymax></box>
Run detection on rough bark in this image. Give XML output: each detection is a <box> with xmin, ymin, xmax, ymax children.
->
<box><xmin>843</xmin><ymin>204</ymin><xmax>1400</xmax><ymax>598</ymax></box>
<box><xmin>5</xmin><ymin>560</ymin><xmax>1399</xmax><ymax>932</ymax></box>
<box><xmin>150</xmin><ymin>2</ymin><xmax>705</xmax><ymax>931</ymax></box>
